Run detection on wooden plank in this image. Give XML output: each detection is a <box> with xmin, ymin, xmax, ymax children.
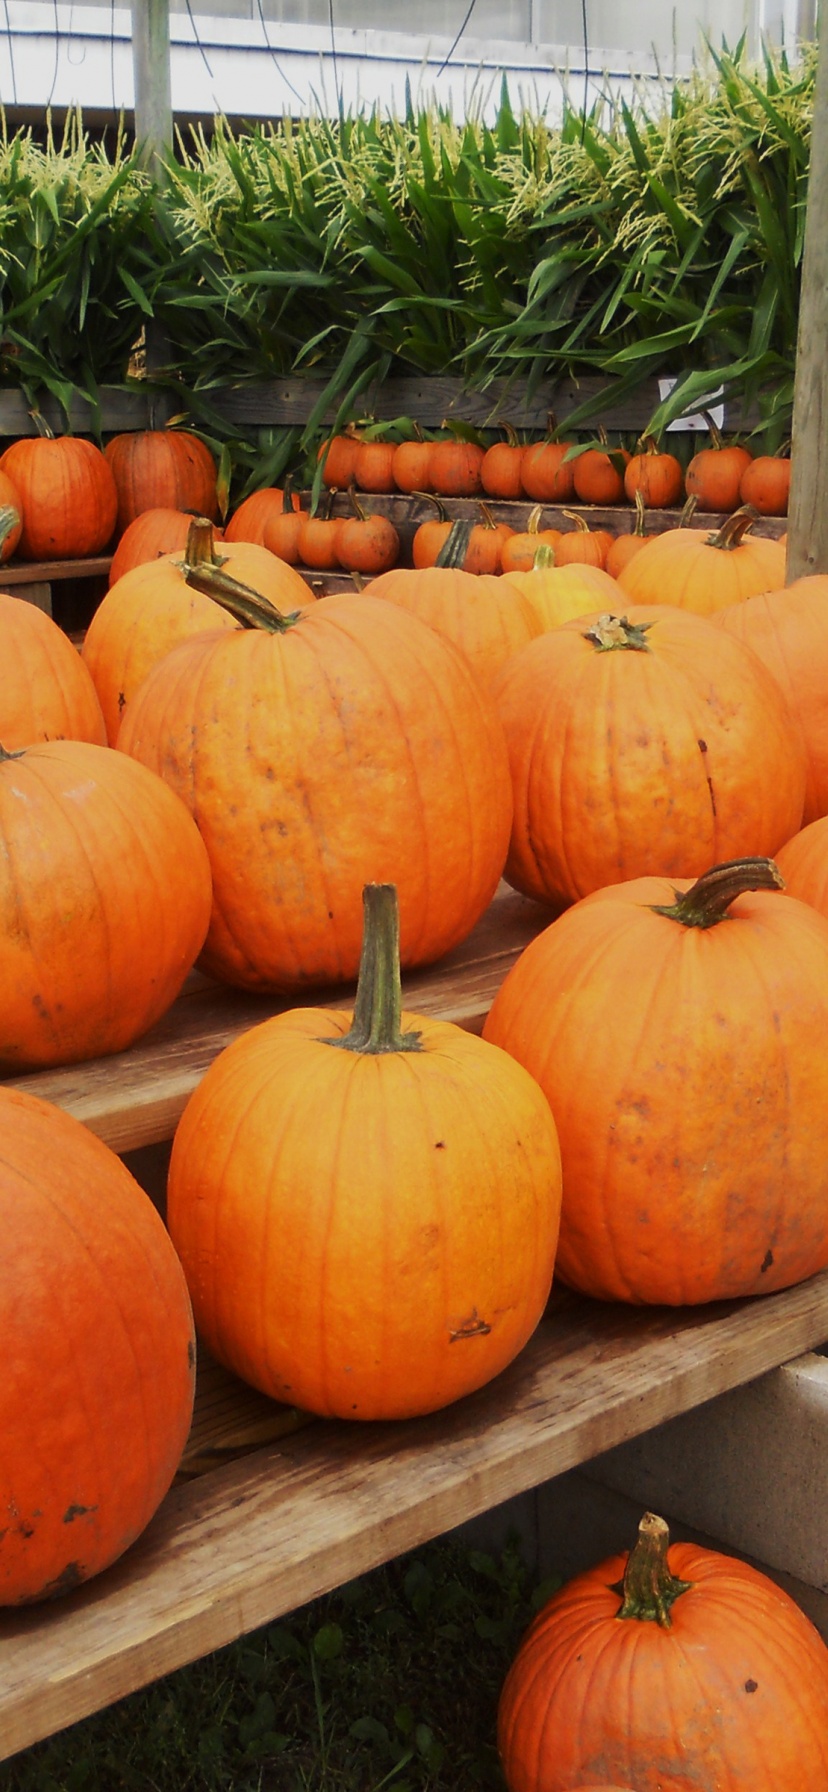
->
<box><xmin>6</xmin><ymin>581</ymin><xmax>51</xmax><ymax>614</ymax></box>
<box><xmin>2</xmin><ymin>885</ymin><xmax>555</xmax><ymax>1154</ymax></box>
<box><xmin>2</xmin><ymin>1272</ymin><xmax>828</xmax><ymax>1761</ymax></box>
<box><xmin>0</xmin><ymin>390</ymin><xmax>155</xmax><ymax>439</ymax></box>
<box><xmin>0</xmin><ymin>557</ymin><xmax>112</xmax><ymax>587</ymax></box>
<box><xmin>131</xmin><ymin>0</ymin><xmax>172</xmax><ymax>176</ymax></box>
<box><xmin>786</xmin><ymin>3</ymin><xmax>828</xmax><ymax>578</ymax></box>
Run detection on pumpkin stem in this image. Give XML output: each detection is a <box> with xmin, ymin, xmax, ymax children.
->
<box><xmin>561</xmin><ymin>509</ymin><xmax>590</xmax><ymax>535</ymax></box>
<box><xmin>649</xmin><ymin>857</ymin><xmax>785</xmax><ymax>929</ymax></box>
<box><xmin>531</xmin><ymin>542</ymin><xmax>556</xmax><ymax>570</ymax></box>
<box><xmin>181</xmin><ymin>518</ymin><xmax>300</xmax><ymax>634</ymax></box>
<box><xmin>435</xmin><ymin>518</ymin><xmax>473</xmax><ymax>570</ymax></box>
<box><xmin>705</xmin><ymin>506</ymin><xmax>760</xmax><ymax>551</ymax></box>
<box><xmin>0</xmin><ymin>504</ymin><xmax>20</xmax><ymax>553</ymax></box>
<box><xmin>583</xmin><ymin>613</ymin><xmax>653</xmax><ymax>654</ymax></box>
<box><xmin>615</xmin><ymin>1514</ymin><xmax>693</xmax><ymax>1628</ymax></box>
<box><xmin>702</xmin><ymin>411</ymin><xmax>724</xmax><ymax>451</ymax></box>
<box><xmin>679</xmin><ymin>494</ymin><xmax>698</xmax><ymax>527</ymax></box>
<box><xmin>325</xmin><ymin>884</ymin><xmax>423</xmax><ymax>1056</ymax></box>
<box><xmin>0</xmin><ymin>741</ymin><xmax>26</xmax><ymax>762</ymax></box>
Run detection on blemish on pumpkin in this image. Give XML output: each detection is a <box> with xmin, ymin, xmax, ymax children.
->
<box><xmin>434</xmin><ymin>1140</ymin><xmax>446</xmax><ymax>1149</ymax></box>
<box><xmin>117</xmin><ymin>691</ymin><xmax>126</xmax><ymax>712</ymax></box>
<box><xmin>449</xmin><ymin>1308</ymin><xmax>491</xmax><ymax>1342</ymax></box>
<box><xmin>760</xmin><ymin>1250</ymin><xmax>774</xmax><ymax>1273</ymax></box>
<box><xmin>698</xmin><ymin>738</ymin><xmax>708</xmax><ymax>753</ymax></box>
<box><xmin>43</xmin><ymin>1561</ymin><xmax>83</xmax><ymax>1599</ymax></box>
<box><xmin>16</xmin><ymin>1522</ymin><xmax>34</xmax><ymax>1539</ymax></box>
<box><xmin>63</xmin><ymin>1502</ymin><xmax>96</xmax><ymax>1524</ymax></box>
<box><xmin>745</xmin><ymin>1678</ymin><xmax>758</xmax><ymax>1693</ymax></box>
<box><xmin>187</xmin><ymin>1339</ymin><xmax>196</xmax><ymax>1368</ymax></box>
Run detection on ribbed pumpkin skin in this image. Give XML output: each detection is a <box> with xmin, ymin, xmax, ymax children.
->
<box><xmin>0</xmin><ymin>741</ymin><xmax>213</xmax><ymax>1068</ymax></box>
<box><xmin>483</xmin><ymin>873</ymin><xmax>828</xmax><ymax>1303</ymax></box>
<box><xmin>501</xmin><ymin>564</ymin><xmax>619</xmax><ymax>632</ymax></box>
<box><xmin>83</xmin><ymin>537</ymin><xmax>313</xmax><ymax>744</ymax></box>
<box><xmin>223</xmin><ymin>488</ymin><xmax>293</xmax><ymax>546</ymax></box>
<box><xmin>104</xmin><ymin>430</ymin><xmax>218</xmax><ymax>532</ymax></box>
<box><xmin>369</xmin><ymin>564</ymin><xmax>543</xmax><ymax>690</ymax></box>
<box><xmin>775</xmin><ymin>818</ymin><xmax>828</xmax><ymax>917</ymax></box>
<box><xmin>108</xmin><ymin>507</ymin><xmax>221</xmax><ymax>585</ymax></box>
<box><xmin>617</xmin><ymin>526</ymin><xmax>785</xmax><ymax>614</ymax></box>
<box><xmin>167</xmin><ymin>1008</ymin><xmax>561</xmax><ymax>1418</ymax></box>
<box><xmin>0</xmin><ymin>1086</ymin><xmax>195</xmax><ymax>1604</ymax></box>
<box><xmin>0</xmin><ymin>592</ymin><xmax>106</xmax><ymax>748</ymax></box>
<box><xmin>493</xmin><ymin>607</ymin><xmax>805</xmax><ymax>906</ymax></box>
<box><xmin>0</xmin><ymin>437</ymin><xmax>118</xmax><ymax>560</ymax></box>
<box><xmin>118</xmin><ymin>595</ymin><xmax>513</xmax><ymax>991</ymax></box>
<box><xmin>714</xmin><ymin>577</ymin><xmax>828</xmax><ymax>824</ymax></box>
<box><xmin>498</xmin><ymin>1536</ymin><xmax>828</xmax><ymax>1791</ymax></box>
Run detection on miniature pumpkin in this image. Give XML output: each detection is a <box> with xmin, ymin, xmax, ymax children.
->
<box><xmin>0</xmin><ymin>1086</ymin><xmax>195</xmax><ymax>1606</ymax></box>
<box><xmin>623</xmin><ymin>436</ymin><xmax>684</xmax><ymax>508</ymax></box>
<box><xmin>428</xmin><ymin>438</ymin><xmax>485</xmax><ymax>497</ymax></box>
<box><xmin>167</xmin><ymin>882</ymin><xmax>561</xmax><ymax>1419</ymax></box>
<box><xmin>412</xmin><ymin>496</ymin><xmax>453</xmax><ymax>568</ymax></box>
<box><xmin>319</xmin><ymin>430</ymin><xmax>362</xmax><ymax>489</ymax></box>
<box><xmin>335</xmin><ymin>494</ymin><xmax>400</xmax><ymax>574</ymax></box>
<box><xmin>0</xmin><ymin>433</ymin><xmax>118</xmax><ymax>560</ymax></box>
<box><xmin>604</xmin><ymin>490</ymin><xmax>649</xmax><ymax>578</ymax></box>
<box><xmin>499</xmin><ymin>1511</ymin><xmax>828</xmax><ymax>1791</ymax></box>
<box><xmin>485</xmin><ymin>857</ymin><xmax>828</xmax><ymax>1304</ymax></box>
<box><xmin>0</xmin><ymin>591</ymin><xmax>106</xmax><ymax>749</ymax></box>
<box><xmin>520</xmin><ymin>436</ymin><xmax>576</xmax><ymax>504</ymax></box>
<box><xmin>104</xmin><ymin>429</ymin><xmax>218</xmax><ymax>532</ymax></box>
<box><xmin>685</xmin><ymin>430</ymin><xmax>752</xmax><ymax>512</ymax></box>
<box><xmin>713</xmin><ymin>575</ymin><xmax>828</xmax><ymax>824</ymax></box>
<box><xmin>223</xmin><ymin>486</ymin><xmax>298</xmax><ymax>546</ymax></box>
<box><xmin>617</xmin><ymin>508</ymin><xmax>786</xmax><ymax>615</ymax></box>
<box><xmin>353</xmin><ymin>439</ymin><xmax>397</xmax><ymax>494</ymax></box>
<box><xmin>0</xmin><ymin>739</ymin><xmax>212</xmax><ymax>1068</ymax></box>
<box><xmin>83</xmin><ymin>518</ymin><xmax>312</xmax><ymax>744</ymax></box>
<box><xmin>391</xmin><ymin>429</ymin><xmax>434</xmax><ymax>493</ymax></box>
<box><xmin>500</xmin><ymin>506</ymin><xmax>562</xmax><ymax>575</ymax></box>
<box><xmin>739</xmin><ymin>454</ymin><xmax>791</xmax><ymax>516</ymax></box>
<box><xmin>572</xmin><ymin>439</ymin><xmax>630</xmax><ymax>505</ymax></box>
<box><xmin>261</xmin><ymin>480</ymin><xmax>305</xmax><ymax>565</ymax></box>
<box><xmin>492</xmin><ymin>609</ymin><xmax>805</xmax><ymax>908</ymax></box>
<box><xmin>553</xmin><ymin>510</ymin><xmax>612</xmax><ymax>568</ymax></box>
<box><xmin>481</xmin><ymin>424</ymin><xmax>526</xmax><ymax>500</ymax></box>
<box><xmin>118</xmin><ymin>582</ymin><xmax>513</xmax><ymax>991</ymax></box>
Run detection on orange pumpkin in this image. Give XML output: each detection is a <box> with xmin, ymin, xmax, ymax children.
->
<box><xmin>604</xmin><ymin>490</ymin><xmax>649</xmax><ymax>578</ymax></box>
<box><xmin>412</xmin><ymin>496</ymin><xmax>453</xmax><ymax>568</ymax></box>
<box><xmin>0</xmin><ymin>1086</ymin><xmax>195</xmax><ymax>1605</ymax></box>
<box><xmin>501</xmin><ymin>561</ymin><xmax>620</xmax><ymax>632</ymax></box>
<box><xmin>492</xmin><ymin>608</ymin><xmax>805</xmax><ymax>907</ymax></box>
<box><xmin>369</xmin><ymin>553</ymin><xmax>542</xmax><ymax>691</ymax></box>
<box><xmin>553</xmin><ymin>510</ymin><xmax>612</xmax><ymax>568</ymax></box>
<box><xmin>335</xmin><ymin>496</ymin><xmax>400</xmax><ymax>575</ymax></box>
<box><xmin>623</xmin><ymin>436</ymin><xmax>684</xmax><ymax>508</ymax></box>
<box><xmin>428</xmin><ymin>438</ymin><xmax>485</xmax><ymax>497</ymax></box>
<box><xmin>617</xmin><ymin>508</ymin><xmax>786</xmax><ymax>615</ymax></box>
<box><xmin>0</xmin><ymin>591</ymin><xmax>106</xmax><ymax>749</ymax></box>
<box><xmin>498</xmin><ymin>1510</ymin><xmax>828</xmax><ymax>1791</ymax></box>
<box><xmin>500</xmin><ymin>506</ymin><xmax>562</xmax><ymax>575</ymax></box>
<box><xmin>485</xmin><ymin>858</ymin><xmax>828</xmax><ymax>1305</ymax></box>
<box><xmin>480</xmin><ymin>425</ymin><xmax>526</xmax><ymax>500</ymax></box>
<box><xmin>118</xmin><ymin>585</ymin><xmax>513</xmax><ymax>991</ymax></box>
<box><xmin>261</xmin><ymin>483</ymin><xmax>306</xmax><ymax>565</ymax></box>
<box><xmin>353</xmin><ymin>439</ymin><xmax>398</xmax><ymax>494</ymax></box>
<box><xmin>572</xmin><ymin>440</ymin><xmax>630</xmax><ymax>506</ymax></box>
<box><xmin>392</xmin><ymin>431</ymin><xmax>434</xmax><ymax>494</ymax></box>
<box><xmin>0</xmin><ymin>434</ymin><xmax>118</xmax><ymax>560</ymax></box>
<box><xmin>775</xmin><ymin>817</ymin><xmax>828</xmax><ymax>919</ymax></box>
<box><xmin>0</xmin><ymin>739</ymin><xmax>212</xmax><ymax>1068</ymax></box>
<box><xmin>713</xmin><ymin>575</ymin><xmax>828</xmax><ymax>825</ymax></box>
<box><xmin>223</xmin><ymin>486</ymin><xmax>297</xmax><ymax>546</ymax></box>
<box><xmin>167</xmin><ymin>882</ymin><xmax>561</xmax><ymax>1420</ymax></box>
<box><xmin>107</xmin><ymin>506</ymin><xmax>224</xmax><ymax>585</ymax></box>
<box><xmin>318</xmin><ymin>431</ymin><xmax>362</xmax><ymax>489</ymax></box>
<box><xmin>83</xmin><ymin>518</ymin><xmax>312</xmax><ymax>744</ymax></box>
<box><xmin>685</xmin><ymin>436</ymin><xmax>752</xmax><ymax>512</ymax></box>
<box><xmin>104</xmin><ymin>429</ymin><xmax>218</xmax><ymax>533</ymax></box>
<box><xmin>739</xmin><ymin>454</ymin><xmax>791</xmax><ymax>516</ymax></box>
<box><xmin>520</xmin><ymin>437</ymin><xmax>576</xmax><ymax>504</ymax></box>
<box><xmin>297</xmin><ymin>505</ymin><xmax>343</xmax><ymax>570</ymax></box>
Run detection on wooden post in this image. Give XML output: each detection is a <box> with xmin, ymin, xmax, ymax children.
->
<box><xmin>786</xmin><ymin>8</ymin><xmax>828</xmax><ymax>580</ymax></box>
<box><xmin>130</xmin><ymin>0</ymin><xmax>172</xmax><ymax>176</ymax></box>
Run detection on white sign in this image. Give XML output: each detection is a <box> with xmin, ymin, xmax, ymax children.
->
<box><xmin>658</xmin><ymin>377</ymin><xmax>724</xmax><ymax>433</ymax></box>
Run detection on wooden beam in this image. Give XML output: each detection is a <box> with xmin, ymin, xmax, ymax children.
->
<box><xmin>130</xmin><ymin>0</ymin><xmax>172</xmax><ymax>176</ymax></box>
<box><xmin>786</xmin><ymin>14</ymin><xmax>828</xmax><ymax>580</ymax></box>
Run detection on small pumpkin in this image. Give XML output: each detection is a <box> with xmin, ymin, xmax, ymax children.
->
<box><xmin>485</xmin><ymin>858</ymin><xmax>828</xmax><ymax>1305</ymax></box>
<box><xmin>0</xmin><ymin>591</ymin><xmax>106</xmax><ymax>749</ymax></box>
<box><xmin>167</xmin><ymin>882</ymin><xmax>562</xmax><ymax>1420</ymax></box>
<box><xmin>739</xmin><ymin>453</ymin><xmax>791</xmax><ymax>516</ymax></box>
<box><xmin>261</xmin><ymin>479</ymin><xmax>305</xmax><ymax>565</ymax></box>
<box><xmin>685</xmin><ymin>422</ymin><xmax>752</xmax><ymax>512</ymax></box>
<box><xmin>428</xmin><ymin>437</ymin><xmax>485</xmax><ymax>497</ymax></box>
<box><xmin>499</xmin><ymin>1510</ymin><xmax>828</xmax><ymax>1792</ymax></box>
<box><xmin>501</xmin><ymin>559</ymin><xmax>620</xmax><ymax>632</ymax></box>
<box><xmin>353</xmin><ymin>438</ymin><xmax>398</xmax><ymax>495</ymax></box>
<box><xmin>104</xmin><ymin>429</ymin><xmax>218</xmax><ymax>533</ymax></box>
<box><xmin>553</xmin><ymin>510</ymin><xmax>612</xmax><ymax>568</ymax></box>
<box><xmin>318</xmin><ymin>430</ymin><xmax>362</xmax><ymax>489</ymax></box>
<box><xmin>604</xmin><ymin>490</ymin><xmax>649</xmax><ymax>578</ymax></box>
<box><xmin>370</xmin><ymin>522</ymin><xmax>542</xmax><ymax>690</ymax></box>
<box><xmin>0</xmin><ymin>1085</ymin><xmax>195</xmax><ymax>1605</ymax></box>
<box><xmin>623</xmin><ymin>434</ymin><xmax>684</xmax><ymax>509</ymax></box>
<box><xmin>500</xmin><ymin>506</ymin><xmax>562</xmax><ymax>576</ymax></box>
<box><xmin>480</xmin><ymin>423</ymin><xmax>526</xmax><ymax>501</ymax></box>
<box><xmin>392</xmin><ymin>428</ymin><xmax>434</xmax><ymax>494</ymax></box>
<box><xmin>0</xmin><ymin>431</ymin><xmax>118</xmax><ymax>561</ymax></box>
<box><xmin>335</xmin><ymin>490</ymin><xmax>400</xmax><ymax>575</ymax></box>
<box><xmin>0</xmin><ymin>738</ymin><xmax>213</xmax><ymax>1068</ymax></box>
<box><xmin>412</xmin><ymin>495</ymin><xmax>453</xmax><ymax>568</ymax></box>
<box><xmin>617</xmin><ymin>507</ymin><xmax>786</xmax><ymax>615</ymax></box>
<box><xmin>297</xmin><ymin>496</ymin><xmax>343</xmax><ymax>570</ymax></box>
<box><xmin>223</xmin><ymin>486</ymin><xmax>298</xmax><ymax>547</ymax></box>
<box><xmin>572</xmin><ymin>434</ymin><xmax>630</xmax><ymax>506</ymax></box>
<box><xmin>520</xmin><ymin>432</ymin><xmax>576</xmax><ymax>504</ymax></box>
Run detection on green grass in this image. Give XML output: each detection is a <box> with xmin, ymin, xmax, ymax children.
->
<box><xmin>2</xmin><ymin>1535</ymin><xmax>559</xmax><ymax>1792</ymax></box>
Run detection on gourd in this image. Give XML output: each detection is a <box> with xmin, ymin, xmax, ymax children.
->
<box><xmin>0</xmin><ymin>1086</ymin><xmax>195</xmax><ymax>1605</ymax></box>
<box><xmin>167</xmin><ymin>883</ymin><xmax>562</xmax><ymax>1419</ymax></box>
<box><xmin>499</xmin><ymin>1511</ymin><xmax>828</xmax><ymax>1791</ymax></box>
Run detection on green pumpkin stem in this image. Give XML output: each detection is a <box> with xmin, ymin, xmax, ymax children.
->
<box><xmin>0</xmin><ymin>504</ymin><xmax>19</xmax><ymax>554</ymax></box>
<box><xmin>532</xmin><ymin>542</ymin><xmax>556</xmax><ymax>570</ymax></box>
<box><xmin>706</xmin><ymin>506</ymin><xmax>760</xmax><ymax>551</ymax></box>
<box><xmin>181</xmin><ymin>516</ymin><xmax>299</xmax><ymax>634</ymax></box>
<box><xmin>583</xmin><ymin>613</ymin><xmax>654</xmax><ymax>653</ymax></box>
<box><xmin>615</xmin><ymin>1514</ymin><xmax>693</xmax><ymax>1628</ymax></box>
<box><xmin>436</xmin><ymin>518</ymin><xmax>473</xmax><ymax>570</ymax></box>
<box><xmin>650</xmin><ymin>856</ymin><xmax>784</xmax><ymax>929</ymax></box>
<box><xmin>327</xmin><ymin>884</ymin><xmax>422</xmax><ymax>1055</ymax></box>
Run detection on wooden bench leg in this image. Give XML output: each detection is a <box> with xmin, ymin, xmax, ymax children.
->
<box><xmin>0</xmin><ymin>580</ymin><xmax>53</xmax><ymax>616</ymax></box>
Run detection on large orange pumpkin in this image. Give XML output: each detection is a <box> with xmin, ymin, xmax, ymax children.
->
<box><xmin>498</xmin><ymin>1511</ymin><xmax>828</xmax><ymax>1792</ymax></box>
<box><xmin>775</xmin><ymin>816</ymin><xmax>828</xmax><ymax>919</ymax></box>
<box><xmin>484</xmin><ymin>857</ymin><xmax>828</xmax><ymax>1303</ymax></box>
<box><xmin>369</xmin><ymin>557</ymin><xmax>542</xmax><ymax>691</ymax></box>
<box><xmin>713</xmin><ymin>575</ymin><xmax>828</xmax><ymax>825</ymax></box>
<box><xmin>167</xmin><ymin>882</ymin><xmax>561</xmax><ymax>1419</ymax></box>
<box><xmin>108</xmin><ymin>506</ymin><xmax>224</xmax><ymax>585</ymax></box>
<box><xmin>104</xmin><ymin>429</ymin><xmax>218</xmax><ymax>533</ymax></box>
<box><xmin>0</xmin><ymin>739</ymin><xmax>212</xmax><ymax>1068</ymax></box>
<box><xmin>0</xmin><ymin>1086</ymin><xmax>195</xmax><ymax>1605</ymax></box>
<box><xmin>83</xmin><ymin>518</ymin><xmax>313</xmax><ymax>744</ymax></box>
<box><xmin>0</xmin><ymin>434</ymin><xmax>118</xmax><ymax>560</ymax></box>
<box><xmin>223</xmin><ymin>486</ymin><xmax>299</xmax><ymax>546</ymax></box>
<box><xmin>617</xmin><ymin>508</ymin><xmax>786</xmax><ymax>614</ymax></box>
<box><xmin>493</xmin><ymin>608</ymin><xmax>805</xmax><ymax>907</ymax></box>
<box><xmin>117</xmin><ymin>585</ymin><xmax>513</xmax><ymax>991</ymax></box>
<box><xmin>0</xmin><ymin>591</ymin><xmax>106</xmax><ymax>749</ymax></box>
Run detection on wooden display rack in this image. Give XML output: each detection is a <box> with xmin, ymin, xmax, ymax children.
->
<box><xmin>4</xmin><ymin>884</ymin><xmax>828</xmax><ymax>1761</ymax></box>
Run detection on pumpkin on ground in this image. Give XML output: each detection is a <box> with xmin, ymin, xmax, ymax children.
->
<box><xmin>493</xmin><ymin>608</ymin><xmax>805</xmax><ymax>908</ymax></box>
<box><xmin>0</xmin><ymin>433</ymin><xmax>118</xmax><ymax>560</ymax></box>
<box><xmin>0</xmin><ymin>739</ymin><xmax>212</xmax><ymax>1068</ymax></box>
<box><xmin>0</xmin><ymin>591</ymin><xmax>106</xmax><ymax>749</ymax></box>
<box><xmin>484</xmin><ymin>857</ymin><xmax>828</xmax><ymax>1304</ymax></box>
<box><xmin>118</xmin><ymin>579</ymin><xmax>513</xmax><ymax>991</ymax></box>
<box><xmin>0</xmin><ymin>1086</ymin><xmax>195</xmax><ymax>1605</ymax></box>
<box><xmin>498</xmin><ymin>1511</ymin><xmax>828</xmax><ymax>1792</ymax></box>
<box><xmin>616</xmin><ymin>508</ymin><xmax>786</xmax><ymax>614</ymax></box>
<box><xmin>104</xmin><ymin>429</ymin><xmax>218</xmax><ymax>533</ymax></box>
<box><xmin>167</xmin><ymin>882</ymin><xmax>562</xmax><ymax>1419</ymax></box>
<box><xmin>83</xmin><ymin>518</ymin><xmax>313</xmax><ymax>744</ymax></box>
<box><xmin>713</xmin><ymin>575</ymin><xmax>828</xmax><ymax>825</ymax></box>
<box><xmin>369</xmin><ymin>545</ymin><xmax>542</xmax><ymax>692</ymax></box>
